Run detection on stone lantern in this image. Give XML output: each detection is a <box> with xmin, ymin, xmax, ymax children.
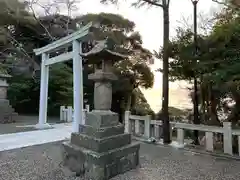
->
<box><xmin>63</xmin><ymin>39</ymin><xmax>140</xmax><ymax>180</ymax></box>
<box><xmin>87</xmin><ymin>42</ymin><xmax>120</xmax><ymax>111</ymax></box>
<box><xmin>0</xmin><ymin>72</ymin><xmax>18</xmax><ymax>123</ymax></box>
<box><xmin>0</xmin><ymin>73</ymin><xmax>11</xmax><ymax>102</ymax></box>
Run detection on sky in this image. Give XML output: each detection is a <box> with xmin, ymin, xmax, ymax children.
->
<box><xmin>38</xmin><ymin>0</ymin><xmax>221</xmax><ymax>112</ymax></box>
<box><xmin>77</xmin><ymin>0</ymin><xmax>220</xmax><ymax>112</ymax></box>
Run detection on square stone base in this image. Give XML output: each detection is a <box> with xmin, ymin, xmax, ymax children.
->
<box><xmin>62</xmin><ymin>141</ymin><xmax>140</xmax><ymax>180</ymax></box>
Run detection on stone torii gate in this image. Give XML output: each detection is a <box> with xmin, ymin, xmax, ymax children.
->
<box><xmin>33</xmin><ymin>22</ymin><xmax>97</xmax><ymax>132</ymax></box>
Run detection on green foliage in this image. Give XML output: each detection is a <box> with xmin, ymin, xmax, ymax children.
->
<box><xmin>0</xmin><ymin>0</ymin><xmax>36</xmax><ymax>26</ymax></box>
<box><xmin>8</xmin><ymin>63</ymin><xmax>73</xmax><ymax>115</ymax></box>
<box><xmin>8</xmin><ymin>75</ymin><xmax>40</xmax><ymax>114</ymax></box>
<box><xmin>1</xmin><ymin>4</ymin><xmax>154</xmax><ymax>116</ymax></box>
<box><xmin>166</xmin><ymin>4</ymin><xmax>240</xmax><ymax>123</ymax></box>
<box><xmin>131</xmin><ymin>88</ymin><xmax>154</xmax><ymax>116</ymax></box>
<box><xmin>48</xmin><ymin>64</ymin><xmax>73</xmax><ymax>114</ymax></box>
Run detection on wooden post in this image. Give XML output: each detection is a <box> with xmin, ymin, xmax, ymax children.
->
<box><xmin>144</xmin><ymin>115</ymin><xmax>151</xmax><ymax>138</ymax></box>
<box><xmin>36</xmin><ymin>53</ymin><xmax>51</xmax><ymax>129</ymax></box>
<box><xmin>72</xmin><ymin>40</ymin><xmax>84</xmax><ymax>133</ymax></box>
<box><xmin>124</xmin><ymin>111</ymin><xmax>130</xmax><ymax>133</ymax></box>
<box><xmin>223</xmin><ymin>122</ymin><xmax>232</xmax><ymax>155</ymax></box>
<box><xmin>205</xmin><ymin>132</ymin><xmax>214</xmax><ymax>152</ymax></box>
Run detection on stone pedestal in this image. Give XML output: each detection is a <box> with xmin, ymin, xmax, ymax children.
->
<box><xmin>63</xmin><ymin>110</ymin><xmax>140</xmax><ymax>180</ymax></box>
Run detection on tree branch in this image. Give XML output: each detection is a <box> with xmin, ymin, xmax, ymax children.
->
<box><xmin>27</xmin><ymin>0</ymin><xmax>55</xmax><ymax>41</ymax></box>
<box><xmin>140</xmin><ymin>0</ymin><xmax>163</xmax><ymax>7</ymax></box>
<box><xmin>212</xmin><ymin>0</ymin><xmax>228</xmax><ymax>6</ymax></box>
<box><xmin>167</xmin><ymin>0</ymin><xmax>170</xmax><ymax>7</ymax></box>
<box><xmin>3</xmin><ymin>30</ymin><xmax>40</xmax><ymax>79</ymax></box>
<box><xmin>54</xmin><ymin>0</ymin><xmax>81</xmax><ymax>35</ymax></box>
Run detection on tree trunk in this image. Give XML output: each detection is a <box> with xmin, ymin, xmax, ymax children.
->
<box><xmin>162</xmin><ymin>2</ymin><xmax>171</xmax><ymax>144</ymax></box>
<box><xmin>200</xmin><ymin>82</ymin><xmax>206</xmax><ymax>123</ymax></box>
<box><xmin>227</xmin><ymin>89</ymin><xmax>240</xmax><ymax>125</ymax></box>
<box><xmin>207</xmin><ymin>83</ymin><xmax>220</xmax><ymax>126</ymax></box>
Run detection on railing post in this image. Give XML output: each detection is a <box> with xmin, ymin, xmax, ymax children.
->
<box><xmin>124</xmin><ymin>111</ymin><xmax>131</xmax><ymax>133</ymax></box>
<box><xmin>223</xmin><ymin>122</ymin><xmax>232</xmax><ymax>155</ymax></box>
<box><xmin>154</xmin><ymin>121</ymin><xmax>160</xmax><ymax>139</ymax></box>
<box><xmin>238</xmin><ymin>136</ymin><xmax>240</xmax><ymax>156</ymax></box>
<box><xmin>144</xmin><ymin>115</ymin><xmax>151</xmax><ymax>138</ymax></box>
<box><xmin>177</xmin><ymin>128</ymin><xmax>184</xmax><ymax>145</ymax></box>
<box><xmin>60</xmin><ymin>106</ymin><xmax>64</xmax><ymax>121</ymax></box>
<box><xmin>135</xmin><ymin>119</ymin><xmax>140</xmax><ymax>135</ymax></box>
<box><xmin>169</xmin><ymin>123</ymin><xmax>173</xmax><ymax>140</ymax></box>
<box><xmin>67</xmin><ymin>106</ymin><xmax>73</xmax><ymax>122</ymax></box>
<box><xmin>82</xmin><ymin>109</ymin><xmax>86</xmax><ymax>125</ymax></box>
<box><xmin>205</xmin><ymin>132</ymin><xmax>214</xmax><ymax>152</ymax></box>
<box><xmin>63</xmin><ymin>108</ymin><xmax>67</xmax><ymax>122</ymax></box>
<box><xmin>86</xmin><ymin>104</ymin><xmax>90</xmax><ymax>112</ymax></box>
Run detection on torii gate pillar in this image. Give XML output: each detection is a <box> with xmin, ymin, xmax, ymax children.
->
<box><xmin>35</xmin><ymin>53</ymin><xmax>51</xmax><ymax>129</ymax></box>
<box><xmin>72</xmin><ymin>40</ymin><xmax>84</xmax><ymax>132</ymax></box>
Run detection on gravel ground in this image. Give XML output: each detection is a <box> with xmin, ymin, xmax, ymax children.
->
<box><xmin>0</xmin><ymin>141</ymin><xmax>240</xmax><ymax>180</ymax></box>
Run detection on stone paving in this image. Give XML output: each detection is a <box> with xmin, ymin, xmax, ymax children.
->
<box><xmin>0</xmin><ymin>116</ymin><xmax>61</xmax><ymax>135</ymax></box>
<box><xmin>0</xmin><ymin>123</ymin><xmax>71</xmax><ymax>152</ymax></box>
<box><xmin>0</xmin><ymin>141</ymin><xmax>240</xmax><ymax>180</ymax></box>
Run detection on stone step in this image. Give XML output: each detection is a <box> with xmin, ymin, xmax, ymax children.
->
<box><xmin>0</xmin><ymin>99</ymin><xmax>10</xmax><ymax>106</ymax></box>
<box><xmin>62</xmin><ymin>141</ymin><xmax>140</xmax><ymax>180</ymax></box>
<box><xmin>0</xmin><ymin>112</ymin><xmax>18</xmax><ymax>123</ymax></box>
<box><xmin>79</xmin><ymin>124</ymin><xmax>124</xmax><ymax>139</ymax></box>
<box><xmin>0</xmin><ymin>104</ymin><xmax>12</xmax><ymax>108</ymax></box>
<box><xmin>0</xmin><ymin>112</ymin><xmax>15</xmax><ymax>117</ymax></box>
<box><xmin>0</xmin><ymin>111</ymin><xmax>14</xmax><ymax>115</ymax></box>
<box><xmin>0</xmin><ymin>106</ymin><xmax>14</xmax><ymax>111</ymax></box>
<box><xmin>0</xmin><ymin>110</ymin><xmax>15</xmax><ymax>115</ymax></box>
<box><xmin>70</xmin><ymin>132</ymin><xmax>131</xmax><ymax>153</ymax></box>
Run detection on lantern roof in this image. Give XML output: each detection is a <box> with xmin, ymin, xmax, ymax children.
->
<box><xmin>80</xmin><ymin>38</ymin><xmax>127</xmax><ymax>63</ymax></box>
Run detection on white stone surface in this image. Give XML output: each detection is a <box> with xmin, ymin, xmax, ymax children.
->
<box><xmin>0</xmin><ymin>123</ymin><xmax>72</xmax><ymax>152</ymax></box>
